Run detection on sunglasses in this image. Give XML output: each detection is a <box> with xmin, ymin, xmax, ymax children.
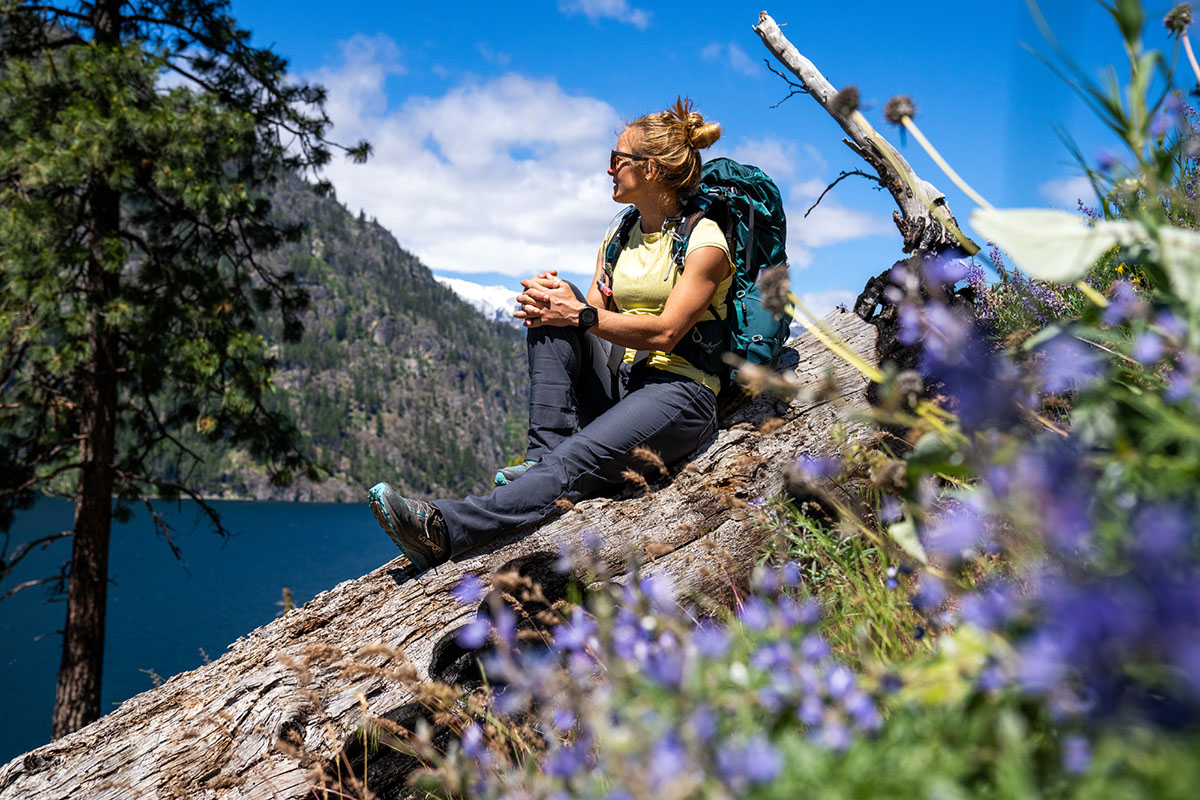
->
<box><xmin>610</xmin><ymin>149</ymin><xmax>649</xmax><ymax>170</ymax></box>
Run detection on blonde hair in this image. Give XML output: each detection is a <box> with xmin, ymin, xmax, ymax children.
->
<box><xmin>626</xmin><ymin>97</ymin><xmax>722</xmax><ymax>198</ymax></box>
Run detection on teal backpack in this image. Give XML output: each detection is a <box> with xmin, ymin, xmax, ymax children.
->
<box><xmin>600</xmin><ymin>157</ymin><xmax>791</xmax><ymax>393</ymax></box>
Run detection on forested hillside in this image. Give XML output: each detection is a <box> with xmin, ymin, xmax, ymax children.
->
<box><xmin>177</xmin><ymin>174</ymin><xmax>528</xmax><ymax>501</ymax></box>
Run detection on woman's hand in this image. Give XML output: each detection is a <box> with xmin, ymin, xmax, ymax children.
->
<box><xmin>514</xmin><ymin>270</ymin><xmax>584</xmax><ymax>327</ymax></box>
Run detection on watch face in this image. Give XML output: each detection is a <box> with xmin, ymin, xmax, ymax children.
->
<box><xmin>579</xmin><ymin>306</ymin><xmax>598</xmax><ymax>329</ymax></box>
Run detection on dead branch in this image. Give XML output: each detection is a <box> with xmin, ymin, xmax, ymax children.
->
<box><xmin>805</xmin><ymin>170</ymin><xmax>883</xmax><ymax>217</ymax></box>
<box><xmin>754</xmin><ymin>11</ymin><xmax>978</xmax><ymax>256</ymax></box>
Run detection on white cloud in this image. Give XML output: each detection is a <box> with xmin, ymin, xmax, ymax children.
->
<box><xmin>720</xmin><ymin>137</ymin><xmax>801</xmax><ymax>182</ymax></box>
<box><xmin>787</xmin><ymin>245</ymin><xmax>814</xmax><ymax>271</ymax></box>
<box><xmin>310</xmin><ymin>41</ymin><xmax>890</xmax><ymax>285</ymax></box>
<box><xmin>708</xmin><ymin>136</ymin><xmax>888</xmax><ymax>268</ymax></box>
<box><xmin>1039</xmin><ymin>175</ymin><xmax>1095</xmax><ymax>209</ymax></box>
<box><xmin>790</xmin><ymin>201</ymin><xmax>891</xmax><ymax>248</ymax></box>
<box><xmin>701</xmin><ymin>42</ymin><xmax>761</xmax><ymax>78</ymax></box>
<box><xmin>558</xmin><ymin>0</ymin><xmax>651</xmax><ymax>29</ymax></box>
<box><xmin>311</xmin><ymin>42</ymin><xmax>624</xmax><ymax>280</ymax></box>
<box><xmin>794</xmin><ymin>288</ymin><xmax>856</xmax><ymax>319</ymax></box>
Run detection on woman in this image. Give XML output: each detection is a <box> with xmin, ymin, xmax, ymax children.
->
<box><xmin>368</xmin><ymin>97</ymin><xmax>731</xmax><ymax>571</ymax></box>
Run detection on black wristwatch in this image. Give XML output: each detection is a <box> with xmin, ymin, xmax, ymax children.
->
<box><xmin>564</xmin><ymin>280</ymin><xmax>599</xmax><ymax>330</ymax></box>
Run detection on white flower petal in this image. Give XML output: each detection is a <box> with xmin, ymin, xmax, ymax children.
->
<box><xmin>970</xmin><ymin>208</ymin><xmax>1143</xmax><ymax>283</ymax></box>
<box><xmin>1158</xmin><ymin>227</ymin><xmax>1200</xmax><ymax>314</ymax></box>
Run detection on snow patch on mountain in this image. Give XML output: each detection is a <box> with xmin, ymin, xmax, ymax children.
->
<box><xmin>435</xmin><ymin>275</ymin><xmax>522</xmax><ymax>327</ymax></box>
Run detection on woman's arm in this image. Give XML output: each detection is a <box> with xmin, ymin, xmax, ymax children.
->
<box><xmin>516</xmin><ymin>245</ymin><xmax>730</xmax><ymax>353</ymax></box>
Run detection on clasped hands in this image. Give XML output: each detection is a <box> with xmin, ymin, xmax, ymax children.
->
<box><xmin>514</xmin><ymin>270</ymin><xmax>584</xmax><ymax>328</ymax></box>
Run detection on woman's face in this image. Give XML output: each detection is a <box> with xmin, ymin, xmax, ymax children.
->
<box><xmin>608</xmin><ymin>129</ymin><xmax>651</xmax><ymax>204</ymax></box>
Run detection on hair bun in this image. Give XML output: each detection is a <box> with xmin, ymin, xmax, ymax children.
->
<box><xmin>669</xmin><ymin>97</ymin><xmax>723</xmax><ymax>150</ymax></box>
<box><xmin>688</xmin><ymin>119</ymin><xmax>722</xmax><ymax>150</ymax></box>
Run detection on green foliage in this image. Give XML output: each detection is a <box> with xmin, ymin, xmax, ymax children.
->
<box><xmin>0</xmin><ymin>1</ymin><xmax>348</xmax><ymax>527</ymax></box>
<box><xmin>0</xmin><ymin>0</ymin><xmax>375</xmax><ymax>732</ymax></box>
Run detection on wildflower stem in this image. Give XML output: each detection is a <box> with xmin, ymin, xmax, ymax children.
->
<box><xmin>786</xmin><ymin>292</ymin><xmax>886</xmax><ymax>383</ymax></box>
<box><xmin>1183</xmin><ymin>33</ymin><xmax>1200</xmax><ymax>89</ymax></box>
<box><xmin>898</xmin><ymin>116</ymin><xmax>993</xmax><ymax>210</ymax></box>
<box><xmin>914</xmin><ymin>404</ymin><xmax>968</xmax><ymax>444</ymax></box>
<box><xmin>859</xmin><ymin>120</ymin><xmax>981</xmax><ymax>255</ymax></box>
<box><xmin>1074</xmin><ymin>281</ymin><xmax>1109</xmax><ymax>307</ymax></box>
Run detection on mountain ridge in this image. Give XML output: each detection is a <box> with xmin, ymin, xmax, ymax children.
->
<box><xmin>165</xmin><ymin>174</ymin><xmax>530</xmax><ymax>503</ymax></box>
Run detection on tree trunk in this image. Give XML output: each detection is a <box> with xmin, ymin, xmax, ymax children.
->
<box><xmin>51</xmin><ymin>0</ymin><xmax>123</xmax><ymax>739</ymax></box>
<box><xmin>0</xmin><ymin>309</ymin><xmax>879</xmax><ymax>800</ymax></box>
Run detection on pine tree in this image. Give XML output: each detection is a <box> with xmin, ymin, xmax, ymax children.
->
<box><xmin>0</xmin><ymin>0</ymin><xmax>368</xmax><ymax>738</ymax></box>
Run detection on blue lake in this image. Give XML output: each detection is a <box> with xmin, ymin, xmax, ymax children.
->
<box><xmin>0</xmin><ymin>497</ymin><xmax>398</xmax><ymax>764</ymax></box>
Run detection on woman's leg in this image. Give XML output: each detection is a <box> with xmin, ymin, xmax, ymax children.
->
<box><xmin>523</xmin><ymin>324</ymin><xmax>620</xmax><ymax>462</ymax></box>
<box><xmin>437</xmin><ymin>369</ymin><xmax>717</xmax><ymax>556</ymax></box>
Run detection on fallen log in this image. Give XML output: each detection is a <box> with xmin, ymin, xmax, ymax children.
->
<box><xmin>0</xmin><ymin>308</ymin><xmax>878</xmax><ymax>800</ymax></box>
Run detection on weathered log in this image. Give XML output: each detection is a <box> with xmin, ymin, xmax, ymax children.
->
<box><xmin>753</xmin><ymin>11</ymin><xmax>979</xmax><ymax>257</ymax></box>
<box><xmin>0</xmin><ymin>309</ymin><xmax>878</xmax><ymax>800</ymax></box>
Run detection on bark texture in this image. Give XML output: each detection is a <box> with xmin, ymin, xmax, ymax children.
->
<box><xmin>0</xmin><ymin>309</ymin><xmax>878</xmax><ymax>800</ymax></box>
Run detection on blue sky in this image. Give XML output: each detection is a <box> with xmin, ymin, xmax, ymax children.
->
<box><xmin>226</xmin><ymin>0</ymin><xmax>1185</xmax><ymax>313</ymax></box>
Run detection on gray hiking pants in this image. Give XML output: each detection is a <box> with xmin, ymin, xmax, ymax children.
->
<box><xmin>434</xmin><ymin>324</ymin><xmax>718</xmax><ymax>557</ymax></box>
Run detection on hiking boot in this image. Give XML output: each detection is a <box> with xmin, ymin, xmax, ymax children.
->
<box><xmin>494</xmin><ymin>459</ymin><xmax>537</xmax><ymax>487</ymax></box>
<box><xmin>368</xmin><ymin>482</ymin><xmax>450</xmax><ymax>570</ymax></box>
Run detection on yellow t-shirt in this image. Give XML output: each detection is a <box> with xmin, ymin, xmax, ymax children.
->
<box><xmin>604</xmin><ymin>216</ymin><xmax>733</xmax><ymax>394</ymax></box>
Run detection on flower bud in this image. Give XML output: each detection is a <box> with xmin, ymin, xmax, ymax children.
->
<box><xmin>883</xmin><ymin>95</ymin><xmax>916</xmax><ymax>124</ymax></box>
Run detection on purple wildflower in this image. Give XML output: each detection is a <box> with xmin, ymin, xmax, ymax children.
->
<box><xmin>1132</xmin><ymin>332</ymin><xmax>1164</xmax><ymax>364</ymax></box>
<box><xmin>923</xmin><ymin>255</ymin><xmax>970</xmax><ymax>285</ymax></box>
<box><xmin>544</xmin><ymin>743</ymin><xmax>588</xmax><ymax>778</ymax></box>
<box><xmin>739</xmin><ymin>596</ymin><xmax>773</xmax><ymax>631</ymax></box>
<box><xmin>692</xmin><ymin>621</ymin><xmax>730</xmax><ymax>658</ymax></box>
<box><xmin>751</xmin><ymin>641</ymin><xmax>793</xmax><ymax>671</ymax></box>
<box><xmin>717</xmin><ymin>735</ymin><xmax>782</xmax><ymax>790</ymax></box>
<box><xmin>777</xmin><ymin>596</ymin><xmax>821</xmax><ymax>627</ymax></box>
<box><xmin>456</xmin><ymin>617</ymin><xmax>491</xmax><ymax>649</ymax></box>
<box><xmin>845</xmin><ymin>689</ymin><xmax>882</xmax><ymax>731</ymax></box>
<box><xmin>1155</xmin><ymin>309</ymin><xmax>1187</xmax><ymax>340</ymax></box>
<box><xmin>638</xmin><ymin>574</ymin><xmax>677</xmax><ymax>613</ymax></box>
<box><xmin>452</xmin><ymin>574</ymin><xmax>487</xmax><ymax>605</ymax></box>
<box><xmin>1103</xmin><ymin>280</ymin><xmax>1142</xmax><ymax>325</ymax></box>
<box><xmin>910</xmin><ymin>575</ymin><xmax>947</xmax><ymax>613</ymax></box>
<box><xmin>1062</xmin><ymin>735</ymin><xmax>1092</xmax><ymax>774</ymax></box>
<box><xmin>689</xmin><ymin>706</ymin><xmax>717</xmax><ymax>742</ymax></box>
<box><xmin>826</xmin><ymin>665</ymin><xmax>855</xmax><ymax>700</ymax></box>
<box><xmin>924</xmin><ymin>499</ymin><xmax>991</xmax><ymax>562</ymax></box>
<box><xmin>801</xmin><ymin>634</ymin><xmax>829</xmax><ymax>663</ymax></box>
<box><xmin>552</xmin><ymin>708</ymin><xmax>575</xmax><ymax>731</ymax></box>
<box><xmin>816</xmin><ymin>721</ymin><xmax>852</xmax><ymax>751</ymax></box>
<box><xmin>1151</xmin><ymin>111</ymin><xmax>1175</xmax><ymax>137</ymax></box>
<box><xmin>490</xmin><ymin>605</ymin><xmax>517</xmax><ymax>648</ymax></box>
<box><xmin>960</xmin><ymin>582</ymin><xmax>1018</xmax><ymax>631</ymax></box>
<box><xmin>898</xmin><ymin>302</ymin><xmax>922</xmax><ymax>346</ymax></box>
<box><xmin>799</xmin><ymin>694</ymin><xmax>824</xmax><ymax>726</ymax></box>
<box><xmin>645</xmin><ymin>643</ymin><xmax>684</xmax><ymax>688</ymax></box>
<box><xmin>1038</xmin><ymin>336</ymin><xmax>1103</xmax><ymax>394</ymax></box>
<box><xmin>554</xmin><ymin>607</ymin><xmax>596</xmax><ymax>652</ymax></box>
<box><xmin>461</xmin><ymin>722</ymin><xmax>487</xmax><ymax>760</ymax></box>
<box><xmin>794</xmin><ymin>453</ymin><xmax>841</xmax><ymax>481</ymax></box>
<box><xmin>647</xmin><ymin>735</ymin><xmax>689</xmax><ymax>790</ymax></box>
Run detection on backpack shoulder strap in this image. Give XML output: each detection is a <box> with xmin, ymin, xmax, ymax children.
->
<box><xmin>599</xmin><ymin>207</ymin><xmax>640</xmax><ymax>307</ymax></box>
<box><xmin>667</xmin><ymin>193</ymin><xmax>718</xmax><ymax>271</ymax></box>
